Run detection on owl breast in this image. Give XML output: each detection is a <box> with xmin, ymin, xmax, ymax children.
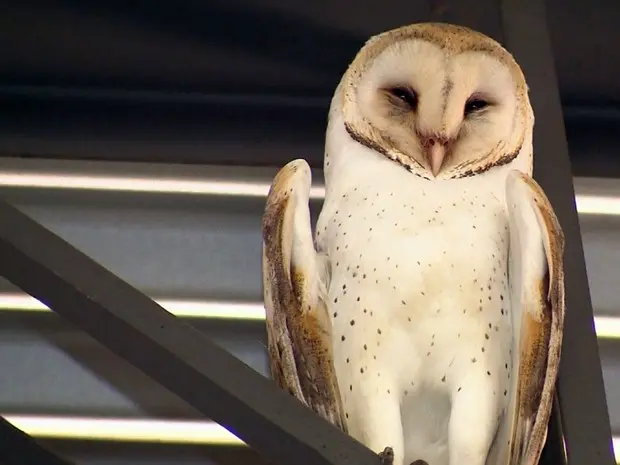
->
<box><xmin>315</xmin><ymin>160</ymin><xmax>514</xmax><ymax>464</ymax></box>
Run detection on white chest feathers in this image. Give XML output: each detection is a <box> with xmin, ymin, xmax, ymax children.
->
<box><xmin>315</xmin><ymin>168</ymin><xmax>514</xmax><ymax>465</ymax></box>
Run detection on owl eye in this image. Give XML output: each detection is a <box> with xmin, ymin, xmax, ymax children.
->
<box><xmin>464</xmin><ymin>98</ymin><xmax>489</xmax><ymax>116</ymax></box>
<box><xmin>389</xmin><ymin>87</ymin><xmax>418</xmax><ymax>109</ymax></box>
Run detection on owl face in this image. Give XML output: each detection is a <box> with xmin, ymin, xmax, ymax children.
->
<box><xmin>337</xmin><ymin>24</ymin><xmax>533</xmax><ymax>180</ymax></box>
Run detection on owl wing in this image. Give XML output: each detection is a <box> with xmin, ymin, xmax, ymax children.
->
<box><xmin>492</xmin><ymin>170</ymin><xmax>565</xmax><ymax>465</ymax></box>
<box><xmin>261</xmin><ymin>159</ymin><xmax>347</xmax><ymax>432</ymax></box>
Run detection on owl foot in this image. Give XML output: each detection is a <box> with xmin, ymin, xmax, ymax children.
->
<box><xmin>378</xmin><ymin>447</ymin><xmax>394</xmax><ymax>465</ymax></box>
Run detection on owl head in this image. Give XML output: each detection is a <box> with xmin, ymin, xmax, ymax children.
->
<box><xmin>328</xmin><ymin>23</ymin><xmax>534</xmax><ymax>180</ymax></box>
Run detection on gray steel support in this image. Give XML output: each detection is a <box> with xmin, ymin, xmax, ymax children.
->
<box><xmin>0</xmin><ymin>415</ymin><xmax>74</xmax><ymax>465</ymax></box>
<box><xmin>500</xmin><ymin>0</ymin><xmax>616</xmax><ymax>463</ymax></box>
<box><xmin>0</xmin><ymin>200</ymin><xmax>380</xmax><ymax>465</ymax></box>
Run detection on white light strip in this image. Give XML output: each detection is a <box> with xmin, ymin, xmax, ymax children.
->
<box><xmin>2</xmin><ymin>293</ymin><xmax>620</xmax><ymax>340</ymax></box>
<box><xmin>0</xmin><ymin>293</ymin><xmax>266</xmax><ymax>321</ymax></box>
<box><xmin>3</xmin><ymin>414</ymin><xmax>619</xmax><ymax>461</ymax></box>
<box><xmin>575</xmin><ymin>194</ymin><xmax>620</xmax><ymax>216</ymax></box>
<box><xmin>4</xmin><ymin>415</ymin><xmax>244</xmax><ymax>445</ymax></box>
<box><xmin>594</xmin><ymin>316</ymin><xmax>620</xmax><ymax>340</ymax></box>
<box><xmin>0</xmin><ymin>170</ymin><xmax>618</xmax><ymax>214</ymax></box>
<box><xmin>0</xmin><ymin>173</ymin><xmax>326</xmax><ymax>200</ymax></box>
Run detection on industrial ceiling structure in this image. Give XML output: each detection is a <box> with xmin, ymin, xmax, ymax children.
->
<box><xmin>0</xmin><ymin>1</ymin><xmax>619</xmax><ymax>464</ymax></box>
<box><xmin>1</xmin><ymin>0</ymin><xmax>619</xmax><ymax>175</ymax></box>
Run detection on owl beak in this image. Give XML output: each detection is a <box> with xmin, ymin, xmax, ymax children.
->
<box><xmin>428</xmin><ymin>142</ymin><xmax>447</xmax><ymax>177</ymax></box>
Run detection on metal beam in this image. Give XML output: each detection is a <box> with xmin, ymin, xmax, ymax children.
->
<box><xmin>0</xmin><ymin>85</ymin><xmax>619</xmax><ymax>177</ymax></box>
<box><xmin>0</xmin><ymin>85</ymin><xmax>327</xmax><ymax>168</ymax></box>
<box><xmin>0</xmin><ymin>415</ymin><xmax>74</xmax><ymax>465</ymax></box>
<box><xmin>500</xmin><ymin>0</ymin><xmax>616</xmax><ymax>463</ymax></box>
<box><xmin>0</xmin><ymin>200</ymin><xmax>380</xmax><ymax>465</ymax></box>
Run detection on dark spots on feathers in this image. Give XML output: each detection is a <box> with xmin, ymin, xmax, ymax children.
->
<box><xmin>320</xmin><ymin>183</ymin><xmax>514</xmax><ymax>405</ymax></box>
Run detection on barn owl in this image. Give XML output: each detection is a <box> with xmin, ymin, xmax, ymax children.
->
<box><xmin>262</xmin><ymin>23</ymin><xmax>565</xmax><ymax>465</ymax></box>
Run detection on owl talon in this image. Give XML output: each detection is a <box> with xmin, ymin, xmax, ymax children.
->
<box><xmin>378</xmin><ymin>446</ymin><xmax>394</xmax><ymax>465</ymax></box>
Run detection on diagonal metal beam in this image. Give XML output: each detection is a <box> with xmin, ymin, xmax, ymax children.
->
<box><xmin>499</xmin><ymin>0</ymin><xmax>616</xmax><ymax>464</ymax></box>
<box><xmin>0</xmin><ymin>199</ymin><xmax>380</xmax><ymax>465</ymax></box>
<box><xmin>0</xmin><ymin>415</ymin><xmax>74</xmax><ymax>465</ymax></box>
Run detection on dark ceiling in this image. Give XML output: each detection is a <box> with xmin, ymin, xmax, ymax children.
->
<box><xmin>1</xmin><ymin>0</ymin><xmax>619</xmax><ymax>175</ymax></box>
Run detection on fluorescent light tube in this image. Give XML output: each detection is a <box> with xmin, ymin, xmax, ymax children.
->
<box><xmin>0</xmin><ymin>172</ymin><xmax>326</xmax><ymax>200</ymax></box>
<box><xmin>0</xmin><ymin>293</ymin><xmax>266</xmax><ymax>321</ymax></box>
<box><xmin>593</xmin><ymin>316</ymin><xmax>620</xmax><ymax>339</ymax></box>
<box><xmin>575</xmin><ymin>194</ymin><xmax>620</xmax><ymax>216</ymax></box>
<box><xmin>0</xmin><ymin>168</ymin><xmax>617</xmax><ymax>215</ymax></box>
<box><xmin>4</xmin><ymin>414</ymin><xmax>619</xmax><ymax>463</ymax></box>
<box><xmin>0</xmin><ymin>293</ymin><xmax>617</xmax><ymax>341</ymax></box>
<box><xmin>4</xmin><ymin>415</ymin><xmax>243</xmax><ymax>445</ymax></box>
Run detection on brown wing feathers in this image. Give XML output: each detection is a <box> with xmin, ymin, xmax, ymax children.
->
<box><xmin>262</xmin><ymin>161</ymin><xmax>348</xmax><ymax>432</ymax></box>
<box><xmin>507</xmin><ymin>172</ymin><xmax>565</xmax><ymax>465</ymax></box>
